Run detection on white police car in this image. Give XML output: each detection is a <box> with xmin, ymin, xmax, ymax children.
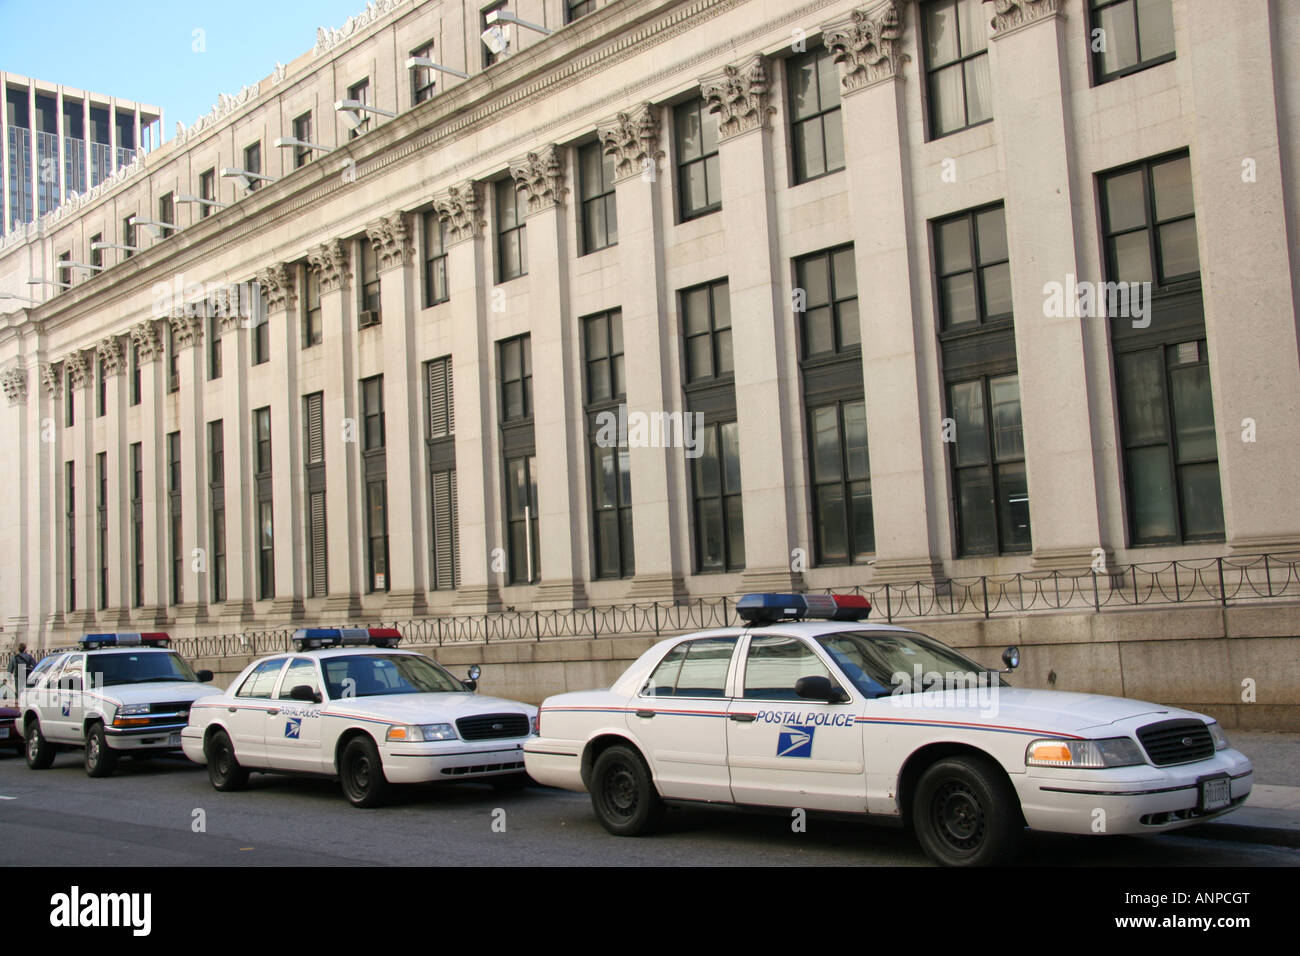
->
<box><xmin>524</xmin><ymin>593</ymin><xmax>1254</xmax><ymax>866</ymax></box>
<box><xmin>182</xmin><ymin>628</ymin><xmax>539</xmax><ymax>807</ymax></box>
<box><xmin>16</xmin><ymin>633</ymin><xmax>216</xmax><ymax>777</ymax></box>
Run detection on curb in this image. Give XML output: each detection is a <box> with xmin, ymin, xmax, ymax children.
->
<box><xmin>1188</xmin><ymin>821</ymin><xmax>1300</xmax><ymax>849</ymax></box>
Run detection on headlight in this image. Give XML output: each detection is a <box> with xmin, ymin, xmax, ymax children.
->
<box><xmin>530</xmin><ymin>714</ymin><xmax>539</xmax><ymax>736</ymax></box>
<box><xmin>1207</xmin><ymin>722</ymin><xmax>1229</xmax><ymax>751</ymax></box>
<box><xmin>1026</xmin><ymin>737</ymin><xmax>1146</xmax><ymax>768</ymax></box>
<box><xmin>117</xmin><ymin>704</ymin><xmax>150</xmax><ymax>716</ymax></box>
<box><xmin>386</xmin><ymin>723</ymin><xmax>457</xmax><ymax>742</ymax></box>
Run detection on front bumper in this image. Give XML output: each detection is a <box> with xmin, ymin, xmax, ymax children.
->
<box><xmin>1014</xmin><ymin>747</ymin><xmax>1254</xmax><ymax>835</ymax></box>
<box><xmin>103</xmin><ymin>721</ymin><xmax>189</xmax><ymax>752</ymax></box>
<box><xmin>382</xmin><ymin>737</ymin><xmax>531</xmax><ymax>784</ymax></box>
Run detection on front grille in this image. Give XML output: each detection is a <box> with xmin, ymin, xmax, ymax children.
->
<box><xmin>150</xmin><ymin>701</ymin><xmax>193</xmax><ymax>715</ymax></box>
<box><xmin>1136</xmin><ymin>718</ymin><xmax>1215</xmax><ymax>766</ymax></box>
<box><xmin>456</xmin><ymin>713</ymin><xmax>530</xmax><ymax>741</ymax></box>
<box><xmin>441</xmin><ymin>761</ymin><xmax>526</xmax><ymax>776</ymax></box>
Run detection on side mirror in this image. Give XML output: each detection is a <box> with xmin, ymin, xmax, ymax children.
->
<box><xmin>289</xmin><ymin>684</ymin><xmax>321</xmax><ymax>703</ymax></box>
<box><xmin>196</xmin><ymin>669</ymin><xmax>214</xmax><ymax>683</ymax></box>
<box><xmin>795</xmin><ymin>675</ymin><xmax>847</xmax><ymax>703</ymax></box>
<box><xmin>468</xmin><ymin>665</ymin><xmax>482</xmax><ymax>681</ymax></box>
<box><xmin>1001</xmin><ymin>646</ymin><xmax>1020</xmax><ymax>672</ymax></box>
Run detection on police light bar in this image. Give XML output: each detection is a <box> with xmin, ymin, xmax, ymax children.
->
<box><xmin>292</xmin><ymin>627</ymin><xmax>402</xmax><ymax>650</ymax></box>
<box><xmin>735</xmin><ymin>593</ymin><xmax>871</xmax><ymax>626</ymax></box>
<box><xmin>79</xmin><ymin>632</ymin><xmax>171</xmax><ymax>649</ymax></box>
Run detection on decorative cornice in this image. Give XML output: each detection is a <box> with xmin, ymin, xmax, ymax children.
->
<box><xmin>40</xmin><ymin>363</ymin><xmax>61</xmax><ymax>400</ymax></box>
<box><xmin>988</xmin><ymin>0</ymin><xmax>1063</xmax><ymax>36</ymax></box>
<box><xmin>96</xmin><ymin>337</ymin><xmax>125</xmax><ymax>377</ymax></box>
<box><xmin>509</xmin><ymin>145</ymin><xmax>568</xmax><ymax>214</ymax></box>
<box><xmin>65</xmin><ymin>350</ymin><xmax>91</xmax><ymax>390</ymax></box>
<box><xmin>822</xmin><ymin>1</ymin><xmax>909</xmax><ymax>93</ymax></box>
<box><xmin>307</xmin><ymin>240</ymin><xmax>352</xmax><ymax>293</ymax></box>
<box><xmin>175</xmin><ymin>82</ymin><xmax>261</xmax><ymax>145</ymax></box>
<box><xmin>2</xmin><ymin>365</ymin><xmax>28</xmax><ymax>406</ymax></box>
<box><xmin>256</xmin><ymin>263</ymin><xmax>298</xmax><ymax>312</ymax></box>
<box><xmin>365</xmin><ymin>214</ymin><xmax>414</xmax><ymax>271</ymax></box>
<box><xmin>597</xmin><ymin>103</ymin><xmax>663</xmax><ymax>184</ymax></box>
<box><xmin>700</xmin><ymin>53</ymin><xmax>776</xmax><ymax>141</ymax></box>
<box><xmin>314</xmin><ymin>0</ymin><xmax>410</xmax><ymax>57</ymax></box>
<box><xmin>130</xmin><ymin>319</ymin><xmax>164</xmax><ymax>364</ymax></box>
<box><xmin>433</xmin><ymin>182</ymin><xmax>485</xmax><ymax>244</ymax></box>
<box><xmin>168</xmin><ymin>311</ymin><xmax>204</xmax><ymax>350</ymax></box>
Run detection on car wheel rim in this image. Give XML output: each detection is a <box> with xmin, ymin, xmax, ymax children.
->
<box><xmin>603</xmin><ymin>764</ymin><xmax>638</xmax><ymax>818</ymax></box>
<box><xmin>27</xmin><ymin>731</ymin><xmax>38</xmax><ymax>760</ymax></box>
<box><xmin>215</xmin><ymin>744</ymin><xmax>231</xmax><ymax>777</ymax></box>
<box><xmin>88</xmin><ymin>736</ymin><xmax>99</xmax><ymax>764</ymax></box>
<box><xmin>352</xmin><ymin>754</ymin><xmax>370</xmax><ymax>793</ymax></box>
<box><xmin>933</xmin><ymin>780</ymin><xmax>985</xmax><ymax>851</ymax></box>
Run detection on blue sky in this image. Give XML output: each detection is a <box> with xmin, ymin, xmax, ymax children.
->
<box><xmin>0</xmin><ymin>0</ymin><xmax>369</xmax><ymax>140</ymax></box>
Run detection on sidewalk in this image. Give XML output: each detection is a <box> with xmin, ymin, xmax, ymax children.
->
<box><xmin>1196</xmin><ymin>731</ymin><xmax>1300</xmax><ymax>848</ymax></box>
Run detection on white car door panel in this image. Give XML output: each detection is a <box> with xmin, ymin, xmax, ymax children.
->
<box><xmin>227</xmin><ymin>657</ymin><xmax>288</xmax><ymax>767</ymax></box>
<box><xmin>263</xmin><ymin>658</ymin><xmax>326</xmax><ymax>772</ymax></box>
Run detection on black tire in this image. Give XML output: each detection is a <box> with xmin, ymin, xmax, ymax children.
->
<box><xmin>84</xmin><ymin>723</ymin><xmax>119</xmax><ymax>778</ymax></box>
<box><xmin>24</xmin><ymin>717</ymin><xmax>55</xmax><ymax>770</ymax></box>
<box><xmin>340</xmin><ymin>736</ymin><xmax>391</xmax><ymax>808</ymax></box>
<box><xmin>912</xmin><ymin>755</ymin><xmax>1023</xmax><ymax>867</ymax></box>
<box><xmin>205</xmin><ymin>729</ymin><xmax>249</xmax><ymax>791</ymax></box>
<box><xmin>590</xmin><ymin>744</ymin><xmax>664</xmax><ymax>836</ymax></box>
<box><xmin>490</xmin><ymin>772</ymin><xmax>530</xmax><ymax>791</ymax></box>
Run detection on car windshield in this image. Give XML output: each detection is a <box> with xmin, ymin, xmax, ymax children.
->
<box><xmin>816</xmin><ymin>631</ymin><xmax>1002</xmax><ymax>698</ymax></box>
<box><xmin>321</xmin><ymin>654</ymin><xmax>465</xmax><ymax>700</ymax></box>
<box><xmin>86</xmin><ymin>652</ymin><xmax>199</xmax><ymax>687</ymax></box>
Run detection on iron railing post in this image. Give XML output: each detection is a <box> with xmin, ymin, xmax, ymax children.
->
<box><xmin>982</xmin><ymin>576</ymin><xmax>989</xmax><ymax>619</ymax></box>
<box><xmin>1218</xmin><ymin>557</ymin><xmax>1228</xmax><ymax>608</ymax></box>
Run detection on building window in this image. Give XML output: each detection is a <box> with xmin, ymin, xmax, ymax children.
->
<box><xmin>1100</xmin><ymin>152</ymin><xmax>1199</xmax><ymax>288</ymax></box>
<box><xmin>496</xmin><ymin>178</ymin><xmax>527</xmax><ymax>282</ymax></box>
<box><xmin>788</xmin><ymin>47</ymin><xmax>844</xmax><ymax>183</ymax></box>
<box><xmin>199</xmin><ymin>168</ymin><xmax>215</xmax><ymax>217</ymax></box>
<box><xmin>680</xmin><ymin>279</ymin><xmax>733</xmax><ymax>383</ymax></box>
<box><xmin>167</xmin><ymin>322</ymin><xmax>180</xmax><ymax>392</ymax></box>
<box><xmin>252</xmin><ymin>291</ymin><xmax>270</xmax><ymax>365</ymax></box>
<box><xmin>359</xmin><ymin>238</ymin><xmax>382</xmax><ymax>325</ymax></box>
<box><xmin>361</xmin><ymin>375</ymin><xmax>385</xmax><ymax>451</ymax></box>
<box><xmin>254</xmin><ymin>407</ymin><xmax>274</xmax><ymax>600</ymax></box>
<box><xmin>422</xmin><ymin>211</ymin><xmax>449</xmax><ymax>307</ymax></box>
<box><xmin>208</xmin><ymin>420</ymin><xmax>226</xmax><ymax>604</ymax></box>
<box><xmin>567</xmin><ymin>0</ymin><xmax>595</xmax><ymax>21</ymax></box>
<box><xmin>304</xmin><ymin>266</ymin><xmax>323</xmax><ymax>346</ymax></box>
<box><xmin>255</xmin><ymin>407</ymin><xmax>272</xmax><ymax>475</ymax></box>
<box><xmin>167</xmin><ymin>431</ymin><xmax>182</xmax><ymax>605</ymax></box>
<box><xmin>243</xmin><ymin>141</ymin><xmax>262</xmax><ymax>190</ymax></box>
<box><xmin>64</xmin><ymin>368</ymin><xmax>74</xmax><ymax>427</ymax></box>
<box><xmin>809</xmin><ymin>399</ymin><xmax>874</xmax><ymax>564</ymax></box>
<box><xmin>922</xmin><ymin>0</ymin><xmax>992</xmax><ymax>139</ymax></box>
<box><xmin>292</xmin><ymin>112</ymin><xmax>313</xmax><ymax>168</ymax></box>
<box><xmin>347</xmin><ymin>79</ymin><xmax>371</xmax><ymax>139</ymax></box>
<box><xmin>208</xmin><ymin>313</ymin><xmax>222</xmax><ymax>379</ymax></box>
<box><xmin>482</xmin><ymin>2</ymin><xmax>508</xmax><ymax>68</ymax></box>
<box><xmin>795</xmin><ymin>245</ymin><xmax>860</xmax><ymax>358</ymax></box>
<box><xmin>130</xmin><ymin>342</ymin><xmax>141</xmax><ymax>406</ymax></box>
<box><xmin>505</xmin><ymin>455</ymin><xmax>539</xmax><ymax>585</ymax></box>
<box><xmin>303</xmin><ymin>392</ymin><xmax>327</xmax><ymax>598</ymax></box>
<box><xmin>498</xmin><ymin>334</ymin><xmax>537</xmax><ymax>585</ymax></box>
<box><xmin>411</xmin><ymin>42</ymin><xmax>437</xmax><ymax>105</ymax></box>
<box><xmin>933</xmin><ymin>203</ymin><xmax>1012</xmax><ymax>329</ymax></box>
<box><xmin>96</xmin><ymin>452</ymin><xmax>107</xmax><ymax>610</ymax></box>
<box><xmin>131</xmin><ymin>442</ymin><xmax>143</xmax><ymax>607</ymax></box>
<box><xmin>675</xmin><ymin>97</ymin><xmax>721</xmax><ymax>221</ymax></box>
<box><xmin>122</xmin><ymin>216</ymin><xmax>136</xmax><ymax>258</ymax></box>
<box><xmin>948</xmin><ymin>375</ymin><xmax>1030</xmax><ymax>555</ymax></box>
<box><xmin>425</xmin><ymin>357</ymin><xmax>459</xmax><ymax>590</ymax></box>
<box><xmin>693</xmin><ymin>421</ymin><xmax>745</xmax><ymax>572</ymax></box>
<box><xmin>584</xmin><ymin>310</ymin><xmax>634</xmax><ymax>579</ymax></box>
<box><xmin>58</xmin><ymin>252</ymin><xmax>72</xmax><ymax>292</ymax></box>
<box><xmin>1090</xmin><ymin>0</ymin><xmax>1175</xmax><ymax>83</ymax></box>
<box><xmin>90</xmin><ymin>233</ymin><xmax>103</xmax><ymax>268</ymax></box>
<box><xmin>95</xmin><ymin>354</ymin><xmax>106</xmax><ymax>417</ymax></box>
<box><xmin>65</xmin><ymin>462</ymin><xmax>75</xmax><ymax>612</ymax></box>
<box><xmin>499</xmin><ymin>334</ymin><xmax>533</xmax><ymax>422</ymax></box>
<box><xmin>578</xmin><ymin>140</ymin><xmax>618</xmax><ymax>255</ymax></box>
<box><xmin>159</xmin><ymin>192</ymin><xmax>174</xmax><ymax>238</ymax></box>
<box><xmin>366</xmin><ymin>480</ymin><xmax>390</xmax><ymax>593</ymax></box>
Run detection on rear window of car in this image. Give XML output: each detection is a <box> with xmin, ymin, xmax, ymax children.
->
<box><xmin>237</xmin><ymin>658</ymin><xmax>288</xmax><ymax>699</ymax></box>
<box><xmin>641</xmin><ymin>637</ymin><xmax>737</xmax><ymax>698</ymax></box>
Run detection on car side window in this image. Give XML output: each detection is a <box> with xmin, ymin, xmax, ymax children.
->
<box><xmin>237</xmin><ymin>658</ymin><xmax>287</xmax><ymax>699</ymax></box>
<box><xmin>642</xmin><ymin>637</ymin><xmax>737</xmax><ymax>698</ymax></box>
<box><xmin>57</xmin><ymin>655</ymin><xmax>85</xmax><ymax>691</ymax></box>
<box><xmin>276</xmin><ymin>658</ymin><xmax>321</xmax><ymax>701</ymax></box>
<box><xmin>742</xmin><ymin>634</ymin><xmax>831</xmax><ymax>700</ymax></box>
<box><xmin>26</xmin><ymin>654</ymin><xmax>64</xmax><ymax>688</ymax></box>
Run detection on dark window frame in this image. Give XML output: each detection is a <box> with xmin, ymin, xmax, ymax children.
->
<box><xmin>920</xmin><ymin>0</ymin><xmax>993</xmax><ymax>140</ymax></box>
<box><xmin>495</xmin><ymin>177</ymin><xmax>527</xmax><ymax>283</ymax></box>
<box><xmin>1088</xmin><ymin>0</ymin><xmax>1177</xmax><ymax>85</ymax></box>
<box><xmin>932</xmin><ymin>202</ymin><xmax>1013</xmax><ymax>332</ymax></box>
<box><xmin>1099</xmin><ymin>150</ymin><xmax>1200</xmax><ymax>292</ymax></box>
<box><xmin>674</xmin><ymin>97</ymin><xmax>722</xmax><ymax>222</ymax></box>
<box><xmin>583</xmin><ymin>309</ymin><xmax>634</xmax><ymax>580</ymax></box>
<box><xmin>787</xmin><ymin>45</ymin><xmax>845</xmax><ymax>185</ymax></box>
<box><xmin>578</xmin><ymin>140</ymin><xmax>618</xmax><ymax>255</ymax></box>
<box><xmin>794</xmin><ymin>244</ymin><xmax>861</xmax><ymax>360</ymax></box>
<box><xmin>422</xmin><ymin>210</ymin><xmax>449</xmax><ymax>307</ymax></box>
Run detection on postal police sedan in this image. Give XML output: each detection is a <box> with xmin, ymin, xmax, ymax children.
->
<box><xmin>524</xmin><ymin>593</ymin><xmax>1254</xmax><ymax>866</ymax></box>
<box><xmin>183</xmin><ymin>628</ymin><xmax>537</xmax><ymax>807</ymax></box>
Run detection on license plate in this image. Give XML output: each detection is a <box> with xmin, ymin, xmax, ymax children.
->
<box><xmin>167</xmin><ymin>733</ymin><xmax>181</xmax><ymax>748</ymax></box>
<box><xmin>0</xmin><ymin>728</ymin><xmax>8</xmax><ymax>740</ymax></box>
<box><xmin>1199</xmin><ymin>775</ymin><xmax>1231</xmax><ymax>812</ymax></box>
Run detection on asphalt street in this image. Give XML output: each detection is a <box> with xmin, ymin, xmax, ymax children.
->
<box><xmin>0</xmin><ymin>751</ymin><xmax>1296</xmax><ymax>867</ymax></box>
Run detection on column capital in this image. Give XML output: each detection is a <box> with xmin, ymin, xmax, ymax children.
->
<box><xmin>96</xmin><ymin>336</ymin><xmax>125</xmax><ymax>377</ymax></box>
<box><xmin>256</xmin><ymin>262</ymin><xmax>298</xmax><ymax>312</ymax></box>
<box><xmin>596</xmin><ymin>103</ymin><xmax>663</xmax><ymax>184</ymax></box>
<box><xmin>130</xmin><ymin>319</ymin><xmax>164</xmax><ymax>363</ymax></box>
<box><xmin>40</xmin><ymin>362</ymin><xmax>62</xmax><ymax>399</ymax></box>
<box><xmin>168</xmin><ymin>310</ymin><xmax>203</xmax><ymax>350</ymax></box>
<box><xmin>364</xmin><ymin>213</ymin><xmax>414</xmax><ymax>271</ymax></box>
<box><xmin>433</xmin><ymin>181</ymin><xmax>485</xmax><ymax>244</ymax></box>
<box><xmin>700</xmin><ymin>53</ymin><xmax>776</xmax><ymax>141</ymax></box>
<box><xmin>509</xmin><ymin>144</ymin><xmax>567</xmax><ymax>215</ymax></box>
<box><xmin>65</xmin><ymin>349</ymin><xmax>92</xmax><ymax>389</ymax></box>
<box><xmin>307</xmin><ymin>239</ymin><xmax>352</xmax><ymax>293</ymax></box>
<box><xmin>822</xmin><ymin>0</ymin><xmax>910</xmax><ymax>95</ymax></box>
<box><xmin>988</xmin><ymin>0</ymin><xmax>1063</xmax><ymax>38</ymax></box>
<box><xmin>2</xmin><ymin>364</ymin><xmax>28</xmax><ymax>405</ymax></box>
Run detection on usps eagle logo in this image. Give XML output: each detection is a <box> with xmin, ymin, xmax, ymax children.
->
<box><xmin>284</xmin><ymin>718</ymin><xmax>302</xmax><ymax>739</ymax></box>
<box><xmin>777</xmin><ymin>725</ymin><xmax>815</xmax><ymax>758</ymax></box>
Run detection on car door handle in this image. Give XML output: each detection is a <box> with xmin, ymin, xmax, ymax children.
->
<box><xmin>267</xmin><ymin>708</ymin><xmax>279</xmax><ymax>716</ymax></box>
<box><xmin>729</xmin><ymin>713</ymin><xmax>756</xmax><ymax>723</ymax></box>
<box><xmin>227</xmin><ymin>707</ymin><xmax>237</xmax><ymax>714</ymax></box>
<box><xmin>635</xmin><ymin>710</ymin><xmax>655</xmax><ymax>719</ymax></box>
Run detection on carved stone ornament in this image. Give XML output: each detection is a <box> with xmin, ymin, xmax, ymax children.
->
<box><xmin>175</xmin><ymin>83</ymin><xmax>261</xmax><ymax>145</ymax></box>
<box><xmin>2</xmin><ymin>365</ymin><xmax>28</xmax><ymax>406</ymax></box>
<box><xmin>308</xmin><ymin>240</ymin><xmax>352</xmax><ymax>293</ymax></box>
<box><xmin>40</xmin><ymin>363</ymin><xmax>62</xmax><ymax>399</ymax></box>
<box><xmin>700</xmin><ymin>54</ymin><xmax>776</xmax><ymax>141</ymax></box>
<box><xmin>433</xmin><ymin>182</ymin><xmax>485</xmax><ymax>244</ymax></box>
<box><xmin>365</xmin><ymin>214</ymin><xmax>414</xmax><ymax>271</ymax></box>
<box><xmin>257</xmin><ymin>263</ymin><xmax>298</xmax><ymax>312</ymax></box>
<box><xmin>314</xmin><ymin>0</ymin><xmax>410</xmax><ymax>57</ymax></box>
<box><xmin>509</xmin><ymin>145</ymin><xmax>568</xmax><ymax>214</ymax></box>
<box><xmin>989</xmin><ymin>0</ymin><xmax>1063</xmax><ymax>35</ymax></box>
<box><xmin>168</xmin><ymin>311</ymin><xmax>204</xmax><ymax>350</ymax></box>
<box><xmin>96</xmin><ymin>337</ymin><xmax>125</xmax><ymax>377</ymax></box>
<box><xmin>64</xmin><ymin>351</ymin><xmax>91</xmax><ymax>390</ymax></box>
<box><xmin>130</xmin><ymin>319</ymin><xmax>165</xmax><ymax>364</ymax></box>
<box><xmin>822</xmin><ymin>0</ymin><xmax>910</xmax><ymax>93</ymax></box>
<box><xmin>597</xmin><ymin>104</ymin><xmax>664</xmax><ymax>184</ymax></box>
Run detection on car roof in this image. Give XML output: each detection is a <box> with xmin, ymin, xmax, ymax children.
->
<box><xmin>657</xmin><ymin>621</ymin><xmax>923</xmax><ymax>641</ymax></box>
<box><xmin>258</xmin><ymin>647</ymin><xmax>423</xmax><ymax>660</ymax></box>
<box><xmin>69</xmin><ymin>646</ymin><xmax>178</xmax><ymax>655</ymax></box>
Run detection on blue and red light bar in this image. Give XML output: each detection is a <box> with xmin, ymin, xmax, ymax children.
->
<box><xmin>292</xmin><ymin>627</ymin><xmax>402</xmax><ymax>650</ymax></box>
<box><xmin>80</xmin><ymin>632</ymin><xmax>171</xmax><ymax>649</ymax></box>
<box><xmin>735</xmin><ymin>593</ymin><xmax>871</xmax><ymax>626</ymax></box>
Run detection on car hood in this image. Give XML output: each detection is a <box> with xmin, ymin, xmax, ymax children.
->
<box><xmin>324</xmin><ymin>692</ymin><xmax>537</xmax><ymax>723</ymax></box>
<box><xmin>95</xmin><ymin>682</ymin><xmax>216</xmax><ymax>707</ymax></box>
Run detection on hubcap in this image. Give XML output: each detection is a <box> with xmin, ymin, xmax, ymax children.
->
<box><xmin>933</xmin><ymin>780</ymin><xmax>985</xmax><ymax>851</ymax></box>
<box><xmin>216</xmin><ymin>745</ymin><xmax>231</xmax><ymax>776</ymax></box>
<box><xmin>88</xmin><ymin>735</ymin><xmax>99</xmax><ymax>763</ymax></box>
<box><xmin>27</xmin><ymin>730</ymin><xmax>38</xmax><ymax>760</ymax></box>
<box><xmin>604</xmin><ymin>764</ymin><xmax>637</xmax><ymax>817</ymax></box>
<box><xmin>353</xmin><ymin>754</ymin><xmax>370</xmax><ymax>791</ymax></box>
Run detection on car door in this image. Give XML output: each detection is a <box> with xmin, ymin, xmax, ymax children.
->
<box><xmin>225</xmin><ymin>657</ymin><xmax>288</xmax><ymax>768</ymax></box>
<box><xmin>624</xmin><ymin>634</ymin><xmax>739</xmax><ymax>802</ymax></box>
<box><xmin>51</xmin><ymin>654</ymin><xmax>87</xmax><ymax>743</ymax></box>
<box><xmin>23</xmin><ymin>652</ymin><xmax>66</xmax><ymax>738</ymax></box>
<box><xmin>262</xmin><ymin>657</ymin><xmax>326</xmax><ymax>773</ymax></box>
<box><xmin>725</xmin><ymin>632</ymin><xmax>867</xmax><ymax>812</ymax></box>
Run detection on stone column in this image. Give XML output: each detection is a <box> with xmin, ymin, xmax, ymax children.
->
<box><xmin>986</xmin><ymin>1</ymin><xmax>1110</xmax><ymax>570</ymax></box>
<box><xmin>169</xmin><ymin>311</ymin><xmax>208</xmax><ymax>626</ymax></box>
<box><xmin>824</xmin><ymin>1</ymin><xmax>945</xmax><ymax>584</ymax></box>
<box><xmin>2</xmin><ymin>363</ymin><xmax>31</xmax><ymax>645</ymax></box>
<box><xmin>130</xmin><ymin>320</ymin><xmax>169</xmax><ymax>625</ymax></box>
<box><xmin>97</xmin><ymin>335</ymin><xmax>132</xmax><ymax>624</ymax></box>
<box><xmin>367</xmin><ymin>214</ymin><xmax>428</xmax><ymax>617</ymax></box>
<box><xmin>436</xmin><ymin>183</ymin><xmax>501</xmax><ymax>612</ymax></box>
<box><xmin>37</xmin><ymin>363</ymin><xmax>63</xmax><ymax>639</ymax></box>
<box><xmin>596</xmin><ymin>104</ymin><xmax>685</xmax><ymax>600</ymax></box>
<box><xmin>66</xmin><ymin>350</ymin><xmax>95</xmax><ymax>626</ymax></box>
<box><xmin>1184</xmin><ymin>0</ymin><xmax>1300</xmax><ymax>553</ymax></box>
<box><xmin>702</xmin><ymin>54</ymin><xmax>802</xmax><ymax>592</ymax></box>
<box><xmin>509</xmin><ymin>144</ymin><xmax>587</xmax><ymax>608</ymax></box>
<box><xmin>218</xmin><ymin>310</ymin><xmax>254</xmax><ymax>624</ymax></box>
<box><xmin>308</xmin><ymin>241</ymin><xmax>363</xmax><ymax>617</ymax></box>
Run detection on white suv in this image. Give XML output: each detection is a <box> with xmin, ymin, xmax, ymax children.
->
<box><xmin>17</xmin><ymin>633</ymin><xmax>216</xmax><ymax>777</ymax></box>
